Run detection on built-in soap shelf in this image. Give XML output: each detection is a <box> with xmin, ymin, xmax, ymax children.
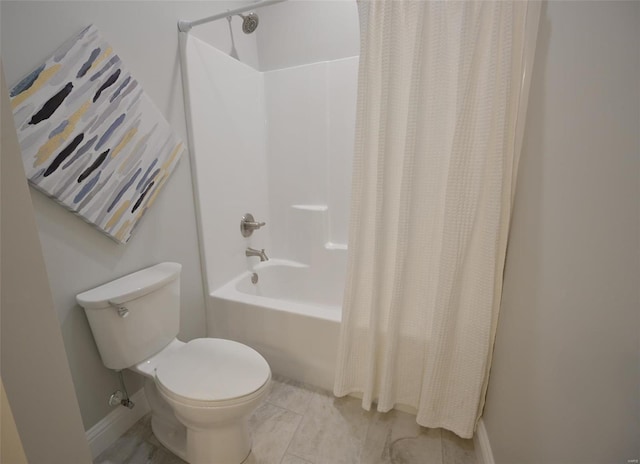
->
<box><xmin>287</xmin><ymin>204</ymin><xmax>347</xmax><ymax>266</ymax></box>
<box><xmin>291</xmin><ymin>204</ymin><xmax>328</xmax><ymax>212</ymax></box>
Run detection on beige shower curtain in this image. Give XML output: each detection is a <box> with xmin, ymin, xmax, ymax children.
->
<box><xmin>334</xmin><ymin>0</ymin><xmax>540</xmax><ymax>438</ymax></box>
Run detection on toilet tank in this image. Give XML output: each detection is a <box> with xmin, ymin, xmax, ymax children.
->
<box><xmin>76</xmin><ymin>262</ymin><xmax>182</xmax><ymax>370</ymax></box>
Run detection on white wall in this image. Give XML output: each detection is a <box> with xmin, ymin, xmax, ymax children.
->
<box><xmin>256</xmin><ymin>0</ymin><xmax>359</xmax><ymax>71</ymax></box>
<box><xmin>0</xmin><ymin>0</ymin><xmax>260</xmax><ymax>430</ymax></box>
<box><xmin>484</xmin><ymin>2</ymin><xmax>640</xmax><ymax>463</ymax></box>
<box><xmin>1</xmin><ymin>379</ymin><xmax>28</xmax><ymax>464</ymax></box>
<box><xmin>1</xmin><ymin>65</ymin><xmax>92</xmax><ymax>464</ymax></box>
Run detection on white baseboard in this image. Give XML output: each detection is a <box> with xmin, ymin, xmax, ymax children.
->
<box><xmin>85</xmin><ymin>389</ymin><xmax>150</xmax><ymax>459</ymax></box>
<box><xmin>474</xmin><ymin>418</ymin><xmax>495</xmax><ymax>464</ymax></box>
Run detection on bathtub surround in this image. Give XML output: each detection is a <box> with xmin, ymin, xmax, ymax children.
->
<box><xmin>180</xmin><ymin>34</ymin><xmax>271</xmax><ymax>293</ymax></box>
<box><xmin>264</xmin><ymin>61</ymin><xmax>358</xmax><ymax>251</ymax></box>
<box><xmin>10</xmin><ymin>24</ymin><xmax>184</xmax><ymax>244</ymax></box>
<box><xmin>334</xmin><ymin>1</ymin><xmax>540</xmax><ymax>439</ymax></box>
<box><xmin>181</xmin><ymin>33</ymin><xmax>357</xmax><ymax>293</ymax></box>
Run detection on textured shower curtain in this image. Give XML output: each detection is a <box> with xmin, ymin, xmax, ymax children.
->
<box><xmin>334</xmin><ymin>0</ymin><xmax>539</xmax><ymax>438</ymax></box>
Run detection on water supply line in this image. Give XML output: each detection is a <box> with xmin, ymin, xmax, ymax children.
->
<box><xmin>109</xmin><ymin>371</ymin><xmax>135</xmax><ymax>409</ymax></box>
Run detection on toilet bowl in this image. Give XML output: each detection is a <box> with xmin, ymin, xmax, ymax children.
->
<box><xmin>76</xmin><ymin>262</ymin><xmax>272</xmax><ymax>464</ymax></box>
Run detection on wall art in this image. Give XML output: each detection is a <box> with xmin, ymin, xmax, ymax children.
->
<box><xmin>9</xmin><ymin>24</ymin><xmax>184</xmax><ymax>243</ymax></box>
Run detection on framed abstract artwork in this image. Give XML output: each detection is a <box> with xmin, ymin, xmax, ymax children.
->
<box><xmin>9</xmin><ymin>24</ymin><xmax>184</xmax><ymax>244</ymax></box>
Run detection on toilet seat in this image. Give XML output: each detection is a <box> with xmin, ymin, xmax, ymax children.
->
<box><xmin>155</xmin><ymin>338</ymin><xmax>271</xmax><ymax>407</ymax></box>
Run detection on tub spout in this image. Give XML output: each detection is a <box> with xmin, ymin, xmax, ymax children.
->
<box><xmin>246</xmin><ymin>247</ymin><xmax>269</xmax><ymax>262</ymax></box>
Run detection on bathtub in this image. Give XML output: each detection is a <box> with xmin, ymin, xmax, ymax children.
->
<box><xmin>209</xmin><ymin>260</ymin><xmax>343</xmax><ymax>391</ymax></box>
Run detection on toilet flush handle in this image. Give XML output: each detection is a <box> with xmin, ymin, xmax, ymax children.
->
<box><xmin>108</xmin><ymin>301</ymin><xmax>129</xmax><ymax>318</ymax></box>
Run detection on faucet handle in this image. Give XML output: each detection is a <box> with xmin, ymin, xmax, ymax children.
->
<box><xmin>241</xmin><ymin>213</ymin><xmax>266</xmax><ymax>237</ymax></box>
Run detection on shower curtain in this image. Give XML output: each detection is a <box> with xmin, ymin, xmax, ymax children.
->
<box><xmin>334</xmin><ymin>0</ymin><xmax>540</xmax><ymax>438</ymax></box>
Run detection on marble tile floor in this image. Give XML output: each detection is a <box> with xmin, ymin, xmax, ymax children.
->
<box><xmin>95</xmin><ymin>375</ymin><xmax>477</xmax><ymax>464</ymax></box>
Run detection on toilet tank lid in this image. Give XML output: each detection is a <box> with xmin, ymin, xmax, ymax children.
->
<box><xmin>76</xmin><ymin>262</ymin><xmax>182</xmax><ymax>309</ymax></box>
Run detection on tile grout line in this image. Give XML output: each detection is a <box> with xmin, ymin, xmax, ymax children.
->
<box><xmin>285</xmin><ymin>452</ymin><xmax>314</xmax><ymax>464</ymax></box>
<box><xmin>266</xmin><ymin>379</ymin><xmax>317</xmax><ymax>464</ymax></box>
<box><xmin>267</xmin><ymin>379</ymin><xmax>315</xmax><ymax>415</ymax></box>
<box><xmin>279</xmin><ymin>392</ymin><xmax>318</xmax><ymax>464</ymax></box>
<box><xmin>251</xmin><ymin>398</ymin><xmax>303</xmax><ymax>464</ymax></box>
<box><xmin>276</xmin><ymin>410</ymin><xmax>305</xmax><ymax>464</ymax></box>
<box><xmin>264</xmin><ymin>398</ymin><xmax>307</xmax><ymax>416</ymax></box>
<box><xmin>280</xmin><ymin>453</ymin><xmax>315</xmax><ymax>464</ymax></box>
<box><xmin>356</xmin><ymin>409</ymin><xmax>376</xmax><ymax>464</ymax></box>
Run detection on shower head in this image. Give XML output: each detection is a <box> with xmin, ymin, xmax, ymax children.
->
<box><xmin>239</xmin><ymin>12</ymin><xmax>259</xmax><ymax>34</ymax></box>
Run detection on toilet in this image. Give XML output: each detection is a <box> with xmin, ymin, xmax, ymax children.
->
<box><xmin>76</xmin><ymin>262</ymin><xmax>271</xmax><ymax>464</ymax></box>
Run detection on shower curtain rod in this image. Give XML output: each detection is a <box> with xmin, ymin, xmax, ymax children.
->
<box><xmin>178</xmin><ymin>0</ymin><xmax>286</xmax><ymax>33</ymax></box>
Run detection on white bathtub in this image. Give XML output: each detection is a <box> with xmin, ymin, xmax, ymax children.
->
<box><xmin>209</xmin><ymin>260</ymin><xmax>343</xmax><ymax>391</ymax></box>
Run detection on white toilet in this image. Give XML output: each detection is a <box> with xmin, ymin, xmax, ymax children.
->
<box><xmin>77</xmin><ymin>262</ymin><xmax>271</xmax><ymax>464</ymax></box>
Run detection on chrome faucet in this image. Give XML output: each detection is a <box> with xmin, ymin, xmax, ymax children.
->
<box><xmin>246</xmin><ymin>247</ymin><xmax>269</xmax><ymax>262</ymax></box>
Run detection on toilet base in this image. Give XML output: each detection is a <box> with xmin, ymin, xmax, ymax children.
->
<box><xmin>151</xmin><ymin>415</ymin><xmax>187</xmax><ymax>461</ymax></box>
<box><xmin>185</xmin><ymin>420</ymin><xmax>252</xmax><ymax>464</ymax></box>
<box><xmin>143</xmin><ymin>375</ymin><xmax>260</xmax><ymax>464</ymax></box>
<box><xmin>144</xmin><ymin>377</ymin><xmax>188</xmax><ymax>460</ymax></box>
<box><xmin>152</xmin><ymin>413</ymin><xmax>253</xmax><ymax>464</ymax></box>
<box><xmin>159</xmin><ymin>377</ymin><xmax>271</xmax><ymax>464</ymax></box>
